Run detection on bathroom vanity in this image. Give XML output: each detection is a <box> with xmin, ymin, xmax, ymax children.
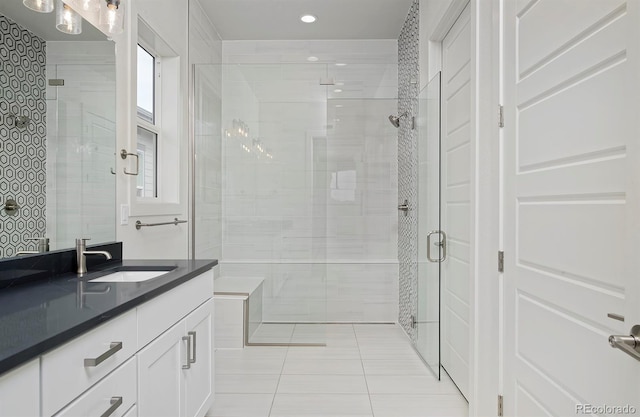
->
<box><xmin>0</xmin><ymin>243</ymin><xmax>217</xmax><ymax>417</ymax></box>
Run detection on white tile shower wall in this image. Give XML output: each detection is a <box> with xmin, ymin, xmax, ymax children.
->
<box><xmin>397</xmin><ymin>0</ymin><xmax>420</xmax><ymax>338</ymax></box>
<box><xmin>0</xmin><ymin>16</ymin><xmax>47</xmax><ymax>258</ymax></box>
<box><xmin>45</xmin><ymin>41</ymin><xmax>116</xmax><ymax>251</ymax></box>
<box><xmin>221</xmin><ymin>40</ymin><xmax>400</xmax><ymax>323</ymax></box>
<box><xmin>190</xmin><ymin>0</ymin><xmax>223</xmax><ymax>260</ymax></box>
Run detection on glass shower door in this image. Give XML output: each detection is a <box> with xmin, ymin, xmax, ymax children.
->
<box><xmin>415</xmin><ymin>73</ymin><xmax>441</xmax><ymax>377</ymax></box>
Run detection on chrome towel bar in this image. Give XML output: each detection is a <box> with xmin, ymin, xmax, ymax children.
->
<box><xmin>135</xmin><ymin>218</ymin><xmax>188</xmax><ymax>230</ymax></box>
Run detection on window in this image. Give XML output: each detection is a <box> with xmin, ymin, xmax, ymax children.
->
<box><xmin>131</xmin><ymin>17</ymin><xmax>180</xmax><ymax>215</ymax></box>
<box><xmin>136</xmin><ymin>44</ymin><xmax>158</xmax><ymax>198</ymax></box>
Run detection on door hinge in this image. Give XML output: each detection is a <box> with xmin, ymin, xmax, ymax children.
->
<box><xmin>410</xmin><ymin>315</ymin><xmax>417</xmax><ymax>329</ymax></box>
<box><xmin>498</xmin><ymin>251</ymin><xmax>504</xmax><ymax>273</ymax></box>
<box><xmin>498</xmin><ymin>105</ymin><xmax>504</xmax><ymax>128</ymax></box>
<box><xmin>498</xmin><ymin>395</ymin><xmax>504</xmax><ymax>416</ymax></box>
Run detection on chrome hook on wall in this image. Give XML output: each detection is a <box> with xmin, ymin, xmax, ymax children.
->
<box><xmin>5</xmin><ymin>113</ymin><xmax>30</xmax><ymax>129</ymax></box>
<box><xmin>120</xmin><ymin>149</ymin><xmax>139</xmax><ymax>176</ymax></box>
<box><xmin>1</xmin><ymin>199</ymin><xmax>20</xmax><ymax>216</ymax></box>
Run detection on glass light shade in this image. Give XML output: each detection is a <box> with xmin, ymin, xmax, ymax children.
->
<box><xmin>99</xmin><ymin>0</ymin><xmax>124</xmax><ymax>35</ymax></box>
<box><xmin>23</xmin><ymin>0</ymin><xmax>54</xmax><ymax>13</ymax></box>
<box><xmin>76</xmin><ymin>0</ymin><xmax>100</xmax><ymax>12</ymax></box>
<box><xmin>56</xmin><ymin>0</ymin><xmax>82</xmax><ymax>34</ymax></box>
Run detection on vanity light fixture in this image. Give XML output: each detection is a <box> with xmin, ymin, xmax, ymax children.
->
<box><xmin>300</xmin><ymin>14</ymin><xmax>316</xmax><ymax>23</ymax></box>
<box><xmin>77</xmin><ymin>0</ymin><xmax>100</xmax><ymax>12</ymax></box>
<box><xmin>56</xmin><ymin>0</ymin><xmax>82</xmax><ymax>34</ymax></box>
<box><xmin>99</xmin><ymin>0</ymin><xmax>124</xmax><ymax>35</ymax></box>
<box><xmin>23</xmin><ymin>0</ymin><xmax>54</xmax><ymax>13</ymax></box>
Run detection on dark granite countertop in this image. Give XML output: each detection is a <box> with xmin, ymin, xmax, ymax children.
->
<box><xmin>0</xmin><ymin>257</ymin><xmax>217</xmax><ymax>376</ymax></box>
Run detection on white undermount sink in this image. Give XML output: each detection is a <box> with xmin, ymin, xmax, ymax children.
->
<box><xmin>89</xmin><ymin>270</ymin><xmax>170</xmax><ymax>283</ymax></box>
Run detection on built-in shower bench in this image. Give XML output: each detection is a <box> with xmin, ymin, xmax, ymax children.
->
<box><xmin>214</xmin><ymin>276</ymin><xmax>264</xmax><ymax>348</ymax></box>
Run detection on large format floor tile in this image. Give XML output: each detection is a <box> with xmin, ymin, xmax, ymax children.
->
<box><xmin>369</xmin><ymin>394</ymin><xmax>468</xmax><ymax>417</ymax></box>
<box><xmin>277</xmin><ymin>374</ymin><xmax>368</xmax><ymax>394</ymax></box>
<box><xmin>270</xmin><ymin>394</ymin><xmax>373</xmax><ymax>417</ymax></box>
<box><xmin>215</xmin><ymin>374</ymin><xmax>281</xmax><ymax>394</ymax></box>
<box><xmin>210</xmin><ymin>393</ymin><xmax>274</xmax><ymax>417</ymax></box>
<box><xmin>210</xmin><ymin>324</ymin><xmax>468</xmax><ymax>417</ymax></box>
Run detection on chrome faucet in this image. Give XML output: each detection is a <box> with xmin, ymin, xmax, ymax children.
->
<box><xmin>76</xmin><ymin>238</ymin><xmax>112</xmax><ymax>276</ymax></box>
<box><xmin>16</xmin><ymin>237</ymin><xmax>50</xmax><ymax>256</ymax></box>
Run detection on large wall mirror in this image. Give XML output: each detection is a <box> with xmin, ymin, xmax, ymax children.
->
<box><xmin>0</xmin><ymin>1</ymin><xmax>116</xmax><ymax>258</ymax></box>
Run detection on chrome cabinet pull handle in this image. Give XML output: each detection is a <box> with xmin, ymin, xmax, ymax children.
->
<box><xmin>100</xmin><ymin>397</ymin><xmax>123</xmax><ymax>417</ymax></box>
<box><xmin>182</xmin><ymin>336</ymin><xmax>191</xmax><ymax>369</ymax></box>
<box><xmin>84</xmin><ymin>342</ymin><xmax>122</xmax><ymax>367</ymax></box>
<box><xmin>188</xmin><ymin>331</ymin><xmax>197</xmax><ymax>364</ymax></box>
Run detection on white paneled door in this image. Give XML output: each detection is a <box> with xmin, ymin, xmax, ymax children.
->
<box><xmin>441</xmin><ymin>4</ymin><xmax>471</xmax><ymax>400</ymax></box>
<box><xmin>503</xmin><ymin>0</ymin><xmax>640</xmax><ymax>415</ymax></box>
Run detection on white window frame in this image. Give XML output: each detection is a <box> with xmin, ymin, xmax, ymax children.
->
<box><xmin>130</xmin><ymin>17</ymin><xmax>181</xmax><ymax>216</ymax></box>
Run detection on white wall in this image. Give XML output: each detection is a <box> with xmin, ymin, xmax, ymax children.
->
<box><xmin>220</xmin><ymin>40</ymin><xmax>400</xmax><ymax>323</ymax></box>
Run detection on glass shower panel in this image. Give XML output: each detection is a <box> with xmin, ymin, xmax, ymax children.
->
<box><xmin>221</xmin><ymin>64</ymin><xmax>328</xmax><ymax>345</ymax></box>
<box><xmin>415</xmin><ymin>73</ymin><xmax>442</xmax><ymax>377</ymax></box>
<box><xmin>47</xmin><ymin>64</ymin><xmax>116</xmax><ymax>249</ymax></box>
<box><xmin>193</xmin><ymin>65</ymin><xmax>222</xmax><ymax>260</ymax></box>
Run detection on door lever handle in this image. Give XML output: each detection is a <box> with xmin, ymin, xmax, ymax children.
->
<box><xmin>609</xmin><ymin>325</ymin><xmax>640</xmax><ymax>362</ymax></box>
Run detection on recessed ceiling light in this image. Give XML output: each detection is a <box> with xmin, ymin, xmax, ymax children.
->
<box><xmin>335</xmin><ymin>105</ymin><xmax>343</xmax><ymax>108</ymax></box>
<box><xmin>300</xmin><ymin>14</ymin><xmax>317</xmax><ymax>23</ymax></box>
<box><xmin>333</xmin><ymin>89</ymin><xmax>343</xmax><ymax>93</ymax></box>
<box><xmin>307</xmin><ymin>56</ymin><xmax>319</xmax><ymax>62</ymax></box>
<box><xmin>335</xmin><ymin>63</ymin><xmax>347</xmax><ymax>66</ymax></box>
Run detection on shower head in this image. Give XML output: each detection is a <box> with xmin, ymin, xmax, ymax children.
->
<box><xmin>388</xmin><ymin>112</ymin><xmax>408</xmax><ymax>128</ymax></box>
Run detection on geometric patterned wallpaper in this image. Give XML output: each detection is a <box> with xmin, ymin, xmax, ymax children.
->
<box><xmin>397</xmin><ymin>0</ymin><xmax>419</xmax><ymax>340</ymax></box>
<box><xmin>0</xmin><ymin>15</ymin><xmax>47</xmax><ymax>258</ymax></box>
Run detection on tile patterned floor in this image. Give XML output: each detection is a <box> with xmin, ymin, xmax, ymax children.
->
<box><xmin>210</xmin><ymin>324</ymin><xmax>468</xmax><ymax>417</ymax></box>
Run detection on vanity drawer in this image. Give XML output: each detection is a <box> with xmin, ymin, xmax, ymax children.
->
<box><xmin>42</xmin><ymin>309</ymin><xmax>137</xmax><ymax>417</ymax></box>
<box><xmin>54</xmin><ymin>357</ymin><xmax>136</xmax><ymax>417</ymax></box>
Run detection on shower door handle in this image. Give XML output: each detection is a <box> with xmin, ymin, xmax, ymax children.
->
<box><xmin>426</xmin><ymin>230</ymin><xmax>446</xmax><ymax>262</ymax></box>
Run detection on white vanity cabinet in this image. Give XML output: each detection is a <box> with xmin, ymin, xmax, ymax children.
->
<box><xmin>137</xmin><ymin>300</ymin><xmax>213</xmax><ymax>417</ymax></box>
<box><xmin>0</xmin><ymin>267</ymin><xmax>215</xmax><ymax>417</ymax></box>
<box><xmin>0</xmin><ymin>359</ymin><xmax>39</xmax><ymax>417</ymax></box>
<box><xmin>136</xmin><ymin>270</ymin><xmax>214</xmax><ymax>417</ymax></box>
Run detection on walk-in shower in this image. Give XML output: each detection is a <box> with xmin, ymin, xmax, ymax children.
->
<box><xmin>193</xmin><ymin>61</ymin><xmax>399</xmax><ymax>346</ymax></box>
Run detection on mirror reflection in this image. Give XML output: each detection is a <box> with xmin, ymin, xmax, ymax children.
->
<box><xmin>0</xmin><ymin>1</ymin><xmax>116</xmax><ymax>258</ymax></box>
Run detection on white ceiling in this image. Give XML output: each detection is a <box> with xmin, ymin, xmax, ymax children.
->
<box><xmin>0</xmin><ymin>1</ymin><xmax>105</xmax><ymax>41</ymax></box>
<box><xmin>198</xmin><ymin>0</ymin><xmax>414</xmax><ymax>40</ymax></box>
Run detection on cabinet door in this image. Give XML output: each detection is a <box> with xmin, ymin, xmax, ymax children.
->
<box><xmin>0</xmin><ymin>359</ymin><xmax>39</xmax><ymax>417</ymax></box>
<box><xmin>137</xmin><ymin>321</ymin><xmax>186</xmax><ymax>417</ymax></box>
<box><xmin>184</xmin><ymin>300</ymin><xmax>213</xmax><ymax>417</ymax></box>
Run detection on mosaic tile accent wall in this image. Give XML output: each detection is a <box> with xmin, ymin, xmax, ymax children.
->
<box><xmin>397</xmin><ymin>0</ymin><xmax>419</xmax><ymax>339</ymax></box>
<box><xmin>0</xmin><ymin>16</ymin><xmax>47</xmax><ymax>258</ymax></box>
